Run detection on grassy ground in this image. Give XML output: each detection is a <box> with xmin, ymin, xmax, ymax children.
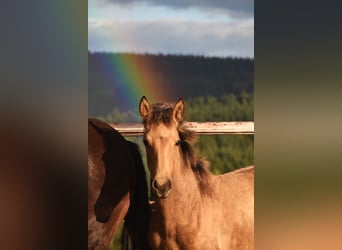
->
<box><xmin>106</xmin><ymin>222</ymin><xmax>124</xmax><ymax>250</ymax></box>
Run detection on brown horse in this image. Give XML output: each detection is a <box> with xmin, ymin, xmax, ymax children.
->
<box><xmin>139</xmin><ymin>97</ymin><xmax>254</xmax><ymax>250</ymax></box>
<box><xmin>88</xmin><ymin>118</ymin><xmax>151</xmax><ymax>250</ymax></box>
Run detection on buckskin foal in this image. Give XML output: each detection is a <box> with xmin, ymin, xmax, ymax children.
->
<box><xmin>139</xmin><ymin>97</ymin><xmax>254</xmax><ymax>250</ymax></box>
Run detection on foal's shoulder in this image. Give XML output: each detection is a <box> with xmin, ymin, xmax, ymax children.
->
<box><xmin>213</xmin><ymin>166</ymin><xmax>254</xmax><ymax>199</ymax></box>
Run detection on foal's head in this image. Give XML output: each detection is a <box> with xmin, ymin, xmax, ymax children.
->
<box><xmin>139</xmin><ymin>96</ymin><xmax>192</xmax><ymax>198</ymax></box>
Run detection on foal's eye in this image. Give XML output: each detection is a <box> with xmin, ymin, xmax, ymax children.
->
<box><xmin>143</xmin><ymin>139</ymin><xmax>148</xmax><ymax>146</ymax></box>
<box><xmin>175</xmin><ymin>140</ymin><xmax>181</xmax><ymax>146</ymax></box>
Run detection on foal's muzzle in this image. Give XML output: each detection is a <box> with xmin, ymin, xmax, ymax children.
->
<box><xmin>152</xmin><ymin>177</ymin><xmax>172</xmax><ymax>198</ymax></box>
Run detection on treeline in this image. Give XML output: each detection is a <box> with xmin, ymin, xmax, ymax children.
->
<box><xmin>89</xmin><ymin>52</ymin><xmax>253</xmax><ymax>116</ymax></box>
<box><xmin>98</xmin><ymin>93</ymin><xmax>254</xmax><ymax>175</ymax></box>
<box><xmin>185</xmin><ymin>92</ymin><xmax>253</xmax><ymax>121</ymax></box>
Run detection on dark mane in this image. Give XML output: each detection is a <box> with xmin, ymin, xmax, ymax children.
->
<box><xmin>177</xmin><ymin>121</ymin><xmax>213</xmax><ymax>195</ymax></box>
<box><xmin>142</xmin><ymin>103</ymin><xmax>174</xmax><ymax>129</ymax></box>
<box><xmin>143</xmin><ymin>103</ymin><xmax>212</xmax><ymax>195</ymax></box>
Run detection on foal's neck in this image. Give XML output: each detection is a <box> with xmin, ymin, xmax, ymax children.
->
<box><xmin>166</xmin><ymin>159</ymin><xmax>206</xmax><ymax>208</ymax></box>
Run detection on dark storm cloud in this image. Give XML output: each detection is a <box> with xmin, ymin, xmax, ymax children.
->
<box><xmin>102</xmin><ymin>0</ymin><xmax>253</xmax><ymax>17</ymax></box>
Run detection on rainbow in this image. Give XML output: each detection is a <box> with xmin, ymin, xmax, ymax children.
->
<box><xmin>92</xmin><ymin>52</ymin><xmax>171</xmax><ymax>111</ymax></box>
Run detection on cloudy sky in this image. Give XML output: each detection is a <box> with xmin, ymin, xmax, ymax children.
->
<box><xmin>88</xmin><ymin>0</ymin><xmax>254</xmax><ymax>58</ymax></box>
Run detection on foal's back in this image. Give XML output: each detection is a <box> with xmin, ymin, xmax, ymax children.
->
<box><xmin>214</xmin><ymin>166</ymin><xmax>254</xmax><ymax>250</ymax></box>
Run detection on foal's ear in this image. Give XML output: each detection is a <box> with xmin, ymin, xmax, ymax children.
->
<box><xmin>139</xmin><ymin>96</ymin><xmax>151</xmax><ymax>119</ymax></box>
<box><xmin>173</xmin><ymin>98</ymin><xmax>184</xmax><ymax>122</ymax></box>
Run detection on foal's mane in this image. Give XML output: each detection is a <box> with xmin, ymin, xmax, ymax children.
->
<box><xmin>143</xmin><ymin>103</ymin><xmax>212</xmax><ymax>195</ymax></box>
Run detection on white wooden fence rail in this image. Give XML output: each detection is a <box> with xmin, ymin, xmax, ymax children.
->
<box><xmin>110</xmin><ymin>121</ymin><xmax>254</xmax><ymax>136</ymax></box>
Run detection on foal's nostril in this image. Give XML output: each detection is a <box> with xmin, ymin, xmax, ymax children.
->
<box><xmin>153</xmin><ymin>179</ymin><xmax>170</xmax><ymax>190</ymax></box>
<box><xmin>152</xmin><ymin>178</ymin><xmax>172</xmax><ymax>196</ymax></box>
<box><xmin>152</xmin><ymin>179</ymin><xmax>159</xmax><ymax>189</ymax></box>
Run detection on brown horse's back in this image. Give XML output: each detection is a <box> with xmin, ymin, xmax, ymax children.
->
<box><xmin>88</xmin><ymin>118</ymin><xmax>136</xmax><ymax>250</ymax></box>
<box><xmin>214</xmin><ymin>166</ymin><xmax>254</xmax><ymax>250</ymax></box>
